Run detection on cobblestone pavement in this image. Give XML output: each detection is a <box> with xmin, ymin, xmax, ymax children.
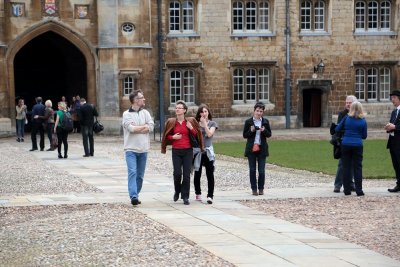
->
<box><xmin>0</xmin><ymin>128</ymin><xmax>399</xmax><ymax>267</ymax></box>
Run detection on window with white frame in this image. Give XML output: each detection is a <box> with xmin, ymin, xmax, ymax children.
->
<box><xmin>300</xmin><ymin>0</ymin><xmax>327</xmax><ymax>32</ymax></box>
<box><xmin>170</xmin><ymin>69</ymin><xmax>196</xmax><ymax>104</ymax></box>
<box><xmin>123</xmin><ymin>76</ymin><xmax>134</xmax><ymax>96</ymax></box>
<box><xmin>232</xmin><ymin>0</ymin><xmax>271</xmax><ymax>33</ymax></box>
<box><xmin>355</xmin><ymin>0</ymin><xmax>392</xmax><ymax>32</ymax></box>
<box><xmin>169</xmin><ymin>0</ymin><xmax>195</xmax><ymax>33</ymax></box>
<box><xmin>355</xmin><ymin>66</ymin><xmax>391</xmax><ymax>101</ymax></box>
<box><xmin>233</xmin><ymin>67</ymin><xmax>270</xmax><ymax>103</ymax></box>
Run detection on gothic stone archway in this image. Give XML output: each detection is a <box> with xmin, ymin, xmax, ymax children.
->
<box><xmin>6</xmin><ymin>21</ymin><xmax>97</xmax><ymax>120</ymax></box>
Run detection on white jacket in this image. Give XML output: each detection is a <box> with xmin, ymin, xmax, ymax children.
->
<box><xmin>122</xmin><ymin>108</ymin><xmax>154</xmax><ymax>153</ymax></box>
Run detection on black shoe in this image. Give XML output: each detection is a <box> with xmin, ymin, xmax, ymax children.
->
<box><xmin>21</xmin><ymin>138</ymin><xmax>24</xmax><ymax>142</ymax></box>
<box><xmin>173</xmin><ymin>192</ymin><xmax>179</xmax><ymax>202</ymax></box>
<box><xmin>356</xmin><ymin>191</ymin><xmax>365</xmax><ymax>196</ymax></box>
<box><xmin>83</xmin><ymin>154</ymin><xmax>90</xmax><ymax>157</ymax></box>
<box><xmin>64</xmin><ymin>155</ymin><xmax>68</xmax><ymax>159</ymax></box>
<box><xmin>138</xmin><ymin>200</ymin><xmax>142</xmax><ymax>204</ymax></box>
<box><xmin>46</xmin><ymin>148</ymin><xmax>53</xmax><ymax>151</ymax></box>
<box><xmin>333</xmin><ymin>187</ymin><xmax>340</xmax><ymax>193</ymax></box>
<box><xmin>344</xmin><ymin>191</ymin><xmax>351</xmax><ymax>196</ymax></box>
<box><xmin>90</xmin><ymin>153</ymin><xmax>94</xmax><ymax>156</ymax></box>
<box><xmin>388</xmin><ymin>186</ymin><xmax>400</xmax><ymax>193</ymax></box>
<box><xmin>16</xmin><ymin>138</ymin><xmax>20</xmax><ymax>142</ymax></box>
<box><xmin>131</xmin><ymin>198</ymin><xmax>139</xmax><ymax>206</ymax></box>
<box><xmin>29</xmin><ymin>148</ymin><xmax>38</xmax><ymax>151</ymax></box>
<box><xmin>58</xmin><ymin>154</ymin><xmax>63</xmax><ymax>159</ymax></box>
<box><xmin>40</xmin><ymin>148</ymin><xmax>44</xmax><ymax>151</ymax></box>
<box><xmin>183</xmin><ymin>198</ymin><xmax>190</xmax><ymax>205</ymax></box>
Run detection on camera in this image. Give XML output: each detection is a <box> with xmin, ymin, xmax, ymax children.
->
<box><xmin>254</xmin><ymin>126</ymin><xmax>260</xmax><ymax>130</ymax></box>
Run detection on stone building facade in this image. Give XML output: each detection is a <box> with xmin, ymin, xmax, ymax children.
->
<box><xmin>0</xmin><ymin>0</ymin><xmax>399</xmax><ymax>135</ymax></box>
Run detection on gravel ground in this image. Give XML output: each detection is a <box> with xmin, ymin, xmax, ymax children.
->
<box><xmin>0</xmin><ymin>133</ymin><xmax>398</xmax><ymax>265</ymax></box>
<box><xmin>0</xmin><ymin>142</ymin><xmax>101</xmax><ymax>195</ymax></box>
<box><xmin>241</xmin><ymin>196</ymin><xmax>400</xmax><ymax>261</ymax></box>
<box><xmin>0</xmin><ymin>204</ymin><xmax>233</xmax><ymax>267</ymax></box>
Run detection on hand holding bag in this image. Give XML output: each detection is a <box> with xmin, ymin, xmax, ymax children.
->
<box><xmin>93</xmin><ymin>117</ymin><xmax>104</xmax><ymax>133</ymax></box>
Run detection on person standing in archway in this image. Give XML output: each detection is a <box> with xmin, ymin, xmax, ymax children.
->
<box><xmin>15</xmin><ymin>99</ymin><xmax>27</xmax><ymax>142</ymax></box>
<box><xmin>29</xmin><ymin>97</ymin><xmax>45</xmax><ymax>151</ymax></box>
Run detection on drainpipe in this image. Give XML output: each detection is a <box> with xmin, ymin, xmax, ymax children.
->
<box><xmin>157</xmin><ymin>0</ymin><xmax>165</xmax><ymax>139</ymax></box>
<box><xmin>284</xmin><ymin>0</ymin><xmax>291</xmax><ymax>128</ymax></box>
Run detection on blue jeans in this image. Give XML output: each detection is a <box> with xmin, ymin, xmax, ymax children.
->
<box><xmin>16</xmin><ymin>119</ymin><xmax>25</xmax><ymax>138</ymax></box>
<box><xmin>125</xmin><ymin>151</ymin><xmax>148</xmax><ymax>199</ymax></box>
<box><xmin>334</xmin><ymin>158</ymin><xmax>355</xmax><ymax>189</ymax></box>
<box><xmin>247</xmin><ymin>153</ymin><xmax>266</xmax><ymax>191</ymax></box>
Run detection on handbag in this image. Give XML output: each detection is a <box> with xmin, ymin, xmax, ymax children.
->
<box><xmin>333</xmin><ymin>145</ymin><xmax>341</xmax><ymax>159</ymax></box>
<box><xmin>189</xmin><ymin>132</ymin><xmax>199</xmax><ymax>148</ymax></box>
<box><xmin>93</xmin><ymin>117</ymin><xmax>104</xmax><ymax>133</ymax></box>
<box><xmin>51</xmin><ymin>133</ymin><xmax>58</xmax><ymax>147</ymax></box>
<box><xmin>252</xmin><ymin>143</ymin><xmax>260</xmax><ymax>153</ymax></box>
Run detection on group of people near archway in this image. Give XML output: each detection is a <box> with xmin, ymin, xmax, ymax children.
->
<box><xmin>18</xmin><ymin>89</ymin><xmax>400</xmax><ymax>207</ymax></box>
<box><xmin>16</xmin><ymin>95</ymin><xmax>98</xmax><ymax>159</ymax></box>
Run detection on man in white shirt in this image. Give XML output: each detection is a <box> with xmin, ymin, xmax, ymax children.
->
<box><xmin>122</xmin><ymin>90</ymin><xmax>154</xmax><ymax>205</ymax></box>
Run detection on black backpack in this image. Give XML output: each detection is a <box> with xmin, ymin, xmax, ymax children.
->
<box><xmin>61</xmin><ymin>111</ymin><xmax>73</xmax><ymax>131</ymax></box>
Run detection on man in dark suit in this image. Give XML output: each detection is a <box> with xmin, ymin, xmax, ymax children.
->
<box><xmin>384</xmin><ymin>90</ymin><xmax>400</xmax><ymax>192</ymax></box>
<box><xmin>78</xmin><ymin>98</ymin><xmax>98</xmax><ymax>157</ymax></box>
<box><xmin>30</xmin><ymin>96</ymin><xmax>45</xmax><ymax>151</ymax></box>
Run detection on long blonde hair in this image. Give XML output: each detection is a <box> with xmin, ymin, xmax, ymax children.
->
<box><xmin>348</xmin><ymin>101</ymin><xmax>365</xmax><ymax>118</ymax></box>
<box><xmin>58</xmin><ymin>101</ymin><xmax>67</xmax><ymax>111</ymax></box>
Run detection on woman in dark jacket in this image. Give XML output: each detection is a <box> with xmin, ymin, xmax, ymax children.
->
<box><xmin>243</xmin><ymin>102</ymin><xmax>272</xmax><ymax>196</ymax></box>
<box><xmin>335</xmin><ymin>101</ymin><xmax>367</xmax><ymax>196</ymax></box>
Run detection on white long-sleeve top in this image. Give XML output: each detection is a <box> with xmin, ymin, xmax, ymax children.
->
<box><xmin>122</xmin><ymin>107</ymin><xmax>154</xmax><ymax>153</ymax></box>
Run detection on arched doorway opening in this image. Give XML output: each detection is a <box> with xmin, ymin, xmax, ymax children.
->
<box><xmin>14</xmin><ymin>31</ymin><xmax>87</xmax><ymax>109</ymax></box>
<box><xmin>303</xmin><ymin>89</ymin><xmax>322</xmax><ymax>127</ymax></box>
<box><xmin>6</xmin><ymin>21</ymin><xmax>97</xmax><ymax>125</ymax></box>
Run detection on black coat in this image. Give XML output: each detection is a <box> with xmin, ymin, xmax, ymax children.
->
<box><xmin>243</xmin><ymin>117</ymin><xmax>272</xmax><ymax>158</ymax></box>
<box><xmin>387</xmin><ymin>109</ymin><xmax>400</xmax><ymax>149</ymax></box>
<box><xmin>78</xmin><ymin>103</ymin><xmax>98</xmax><ymax>127</ymax></box>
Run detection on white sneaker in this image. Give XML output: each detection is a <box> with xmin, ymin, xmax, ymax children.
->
<box><xmin>207</xmin><ymin>197</ymin><xmax>213</xmax><ymax>204</ymax></box>
<box><xmin>195</xmin><ymin>194</ymin><xmax>202</xmax><ymax>201</ymax></box>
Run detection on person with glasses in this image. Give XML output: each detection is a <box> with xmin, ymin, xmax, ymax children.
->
<box><xmin>193</xmin><ymin>104</ymin><xmax>218</xmax><ymax>204</ymax></box>
<box><xmin>161</xmin><ymin>100</ymin><xmax>204</xmax><ymax>205</ymax></box>
<box><xmin>122</xmin><ymin>89</ymin><xmax>154</xmax><ymax>206</ymax></box>
<box><xmin>243</xmin><ymin>102</ymin><xmax>272</xmax><ymax>196</ymax></box>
